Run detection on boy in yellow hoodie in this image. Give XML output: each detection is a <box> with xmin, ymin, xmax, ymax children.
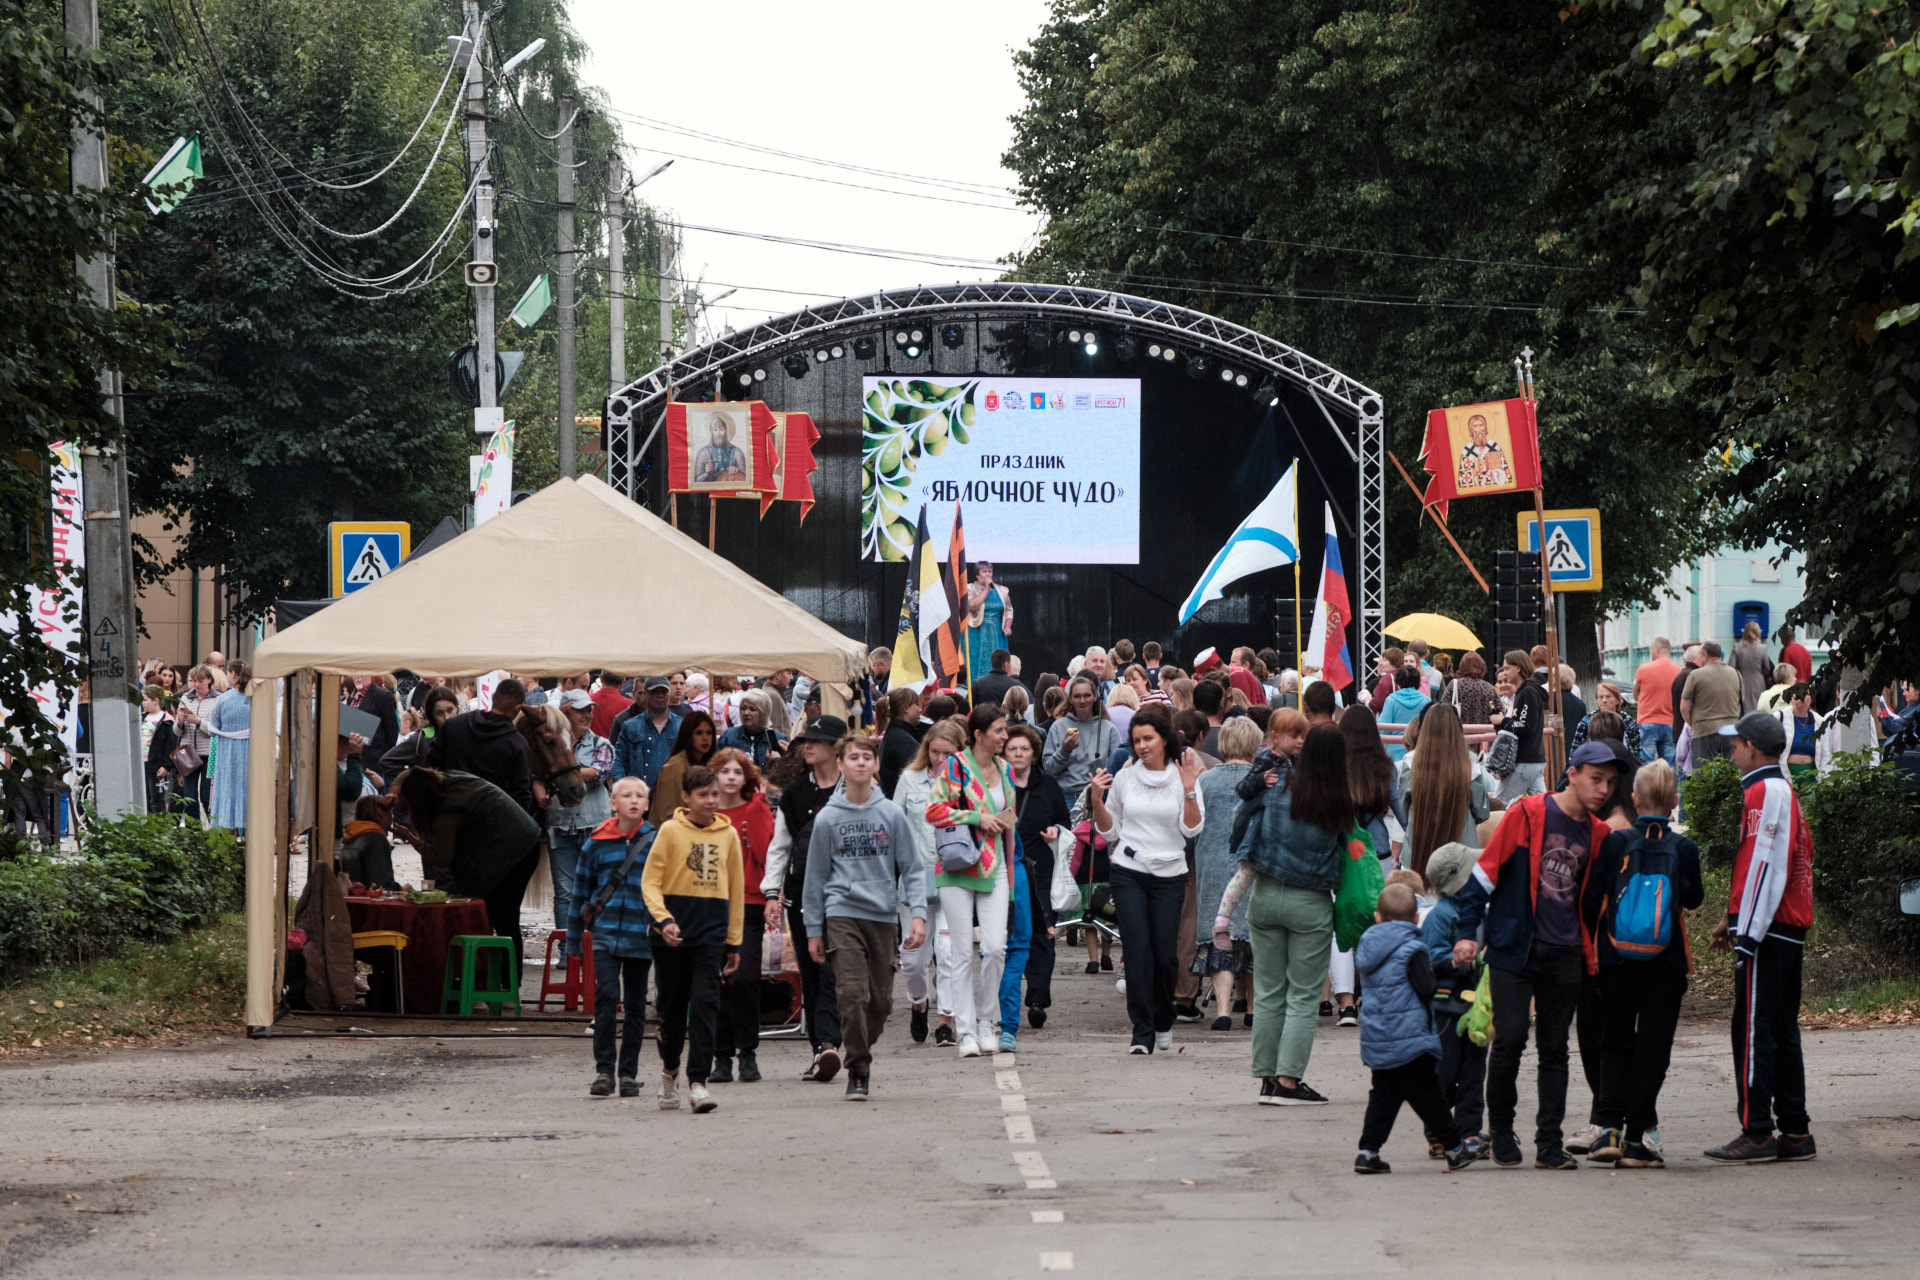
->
<box><xmin>641</xmin><ymin>764</ymin><xmax>744</xmax><ymax>1114</ymax></box>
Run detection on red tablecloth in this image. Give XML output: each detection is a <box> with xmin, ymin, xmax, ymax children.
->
<box><xmin>347</xmin><ymin>897</ymin><xmax>493</xmax><ymax>1014</ymax></box>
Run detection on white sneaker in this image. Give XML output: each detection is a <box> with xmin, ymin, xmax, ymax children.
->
<box><xmin>1155</xmin><ymin>1030</ymin><xmax>1173</xmax><ymax>1052</ymax></box>
<box><xmin>957</xmin><ymin>1035</ymin><xmax>982</xmax><ymax>1059</ymax></box>
<box><xmin>657</xmin><ymin>1070</ymin><xmax>680</xmax><ymax>1111</ymax></box>
<box><xmin>1565</xmin><ymin>1122</ymin><xmax>1604</xmax><ymax>1155</ymax></box>
<box><xmin>1116</xmin><ymin>978</ymin><xmax>1127</xmax><ymax>994</ymax></box>
<box><xmin>688</xmin><ymin>1082</ymin><xmax>716</xmax><ymax>1114</ymax></box>
<box><xmin>1641</xmin><ymin>1128</ymin><xmax>1664</xmax><ymax>1157</ymax></box>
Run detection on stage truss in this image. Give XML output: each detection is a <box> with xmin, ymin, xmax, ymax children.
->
<box><xmin>603</xmin><ymin>282</ymin><xmax>1388</xmax><ymax>663</ymax></box>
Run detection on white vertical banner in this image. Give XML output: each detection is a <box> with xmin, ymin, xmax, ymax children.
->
<box><xmin>11</xmin><ymin>443</ymin><xmax>88</xmax><ymax>754</ymax></box>
<box><xmin>473</xmin><ymin>419</ymin><xmax>516</xmax><ymax>525</ymax></box>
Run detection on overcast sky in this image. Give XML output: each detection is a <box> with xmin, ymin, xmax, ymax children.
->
<box><xmin>571</xmin><ymin>0</ymin><xmax>1047</xmax><ymax>337</ymax></box>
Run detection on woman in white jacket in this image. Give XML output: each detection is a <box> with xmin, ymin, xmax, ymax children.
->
<box><xmin>895</xmin><ymin>718</ymin><xmax>967</xmax><ymax>1047</ymax></box>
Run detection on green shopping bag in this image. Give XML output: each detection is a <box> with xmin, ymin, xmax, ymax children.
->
<box><xmin>1332</xmin><ymin>825</ymin><xmax>1385</xmax><ymax>952</ymax></box>
<box><xmin>1457</xmin><ymin>964</ymin><xmax>1493</xmax><ymax>1047</ymax></box>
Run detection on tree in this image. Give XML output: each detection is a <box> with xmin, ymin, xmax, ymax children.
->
<box><xmin>1003</xmin><ymin>0</ymin><xmax>1723</xmax><ymax>667</ymax></box>
<box><xmin>0</xmin><ymin>0</ymin><xmax>170</xmax><ymax>770</ymax></box>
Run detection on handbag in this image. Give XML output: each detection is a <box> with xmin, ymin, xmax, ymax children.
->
<box><xmin>1484</xmin><ymin>729</ymin><xmax>1518</xmax><ymax>780</ymax></box>
<box><xmin>1457</xmin><ymin>963</ymin><xmax>1495</xmax><ymax>1047</ymax></box>
<box><xmin>1332</xmin><ymin>824</ymin><xmax>1386</xmax><ymax>952</ymax></box>
<box><xmin>1049</xmin><ymin>829</ymin><xmax>1080</xmax><ymax>912</ymax></box>
<box><xmin>935</xmin><ymin>822</ymin><xmax>985</xmax><ymax>873</ymax></box>
<box><xmin>170</xmin><ymin>743</ymin><xmax>203</xmax><ymax>777</ymax></box>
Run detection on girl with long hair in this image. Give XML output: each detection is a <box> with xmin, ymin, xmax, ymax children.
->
<box><xmin>926</xmin><ymin>704</ymin><xmax>1019</xmax><ymax>1058</ymax></box>
<box><xmin>649</xmin><ymin>710</ymin><xmax>717</xmax><ymax>823</ymax></box>
<box><xmin>1401</xmin><ymin>704</ymin><xmax>1489</xmax><ymax>888</ymax></box>
<box><xmin>898</xmin><ymin>718</ymin><xmax>968</xmax><ymax>1045</ymax></box>
<box><xmin>709</xmin><ymin>746</ymin><xmax>775</xmax><ymax>1083</ymax></box>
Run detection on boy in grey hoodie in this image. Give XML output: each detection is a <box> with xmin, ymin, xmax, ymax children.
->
<box><xmin>803</xmin><ymin>733</ymin><xmax>927</xmax><ymax>1099</ymax></box>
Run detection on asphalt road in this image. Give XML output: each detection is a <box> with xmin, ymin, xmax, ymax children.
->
<box><xmin>3</xmin><ymin>957</ymin><xmax>1919</xmax><ymax>1279</ymax></box>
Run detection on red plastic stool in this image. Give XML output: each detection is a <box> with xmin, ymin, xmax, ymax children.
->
<box><xmin>537</xmin><ymin>929</ymin><xmax>596</xmax><ymax>1011</ymax></box>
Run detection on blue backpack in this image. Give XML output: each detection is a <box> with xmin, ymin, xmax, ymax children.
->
<box><xmin>1608</xmin><ymin>834</ymin><xmax>1678</xmax><ymax>960</ymax></box>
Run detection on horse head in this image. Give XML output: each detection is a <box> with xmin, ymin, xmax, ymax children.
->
<box><xmin>516</xmin><ymin>703</ymin><xmax>588</xmax><ymax>809</ymax></box>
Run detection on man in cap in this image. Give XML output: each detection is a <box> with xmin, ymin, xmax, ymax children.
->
<box><xmin>546</xmin><ymin>688</ymin><xmax>614</xmax><ymax>932</ymax></box>
<box><xmin>1704</xmin><ymin>712</ymin><xmax>1817</xmax><ymax>1164</ymax></box>
<box><xmin>1451</xmin><ymin>740</ymin><xmax>1623</xmax><ymax>1170</ymax></box>
<box><xmin>760</xmin><ymin>714</ymin><xmax>850</xmax><ymax>1081</ymax></box>
<box><xmin>612</xmin><ymin>677</ymin><xmax>683</xmax><ymax>792</ymax></box>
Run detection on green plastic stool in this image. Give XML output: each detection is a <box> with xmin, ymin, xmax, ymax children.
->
<box><xmin>440</xmin><ymin>935</ymin><xmax>522</xmax><ymax>1016</ymax></box>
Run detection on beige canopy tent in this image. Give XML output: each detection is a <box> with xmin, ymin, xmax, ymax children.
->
<box><xmin>239</xmin><ymin>475</ymin><xmax>867</xmax><ymax>1032</ymax></box>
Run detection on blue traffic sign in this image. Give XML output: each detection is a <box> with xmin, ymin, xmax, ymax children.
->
<box><xmin>1516</xmin><ymin>508</ymin><xmax>1602</xmax><ymax>592</ymax></box>
<box><xmin>330</xmin><ymin>522</ymin><xmax>411</xmax><ymax>596</ymax></box>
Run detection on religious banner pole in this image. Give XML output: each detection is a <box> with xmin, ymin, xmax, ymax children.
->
<box><xmin>1517</xmin><ymin>348</ymin><xmax>1565</xmax><ymax>782</ymax></box>
<box><xmin>1388</xmin><ymin>450</ymin><xmax>1490</xmax><ymax>594</ymax></box>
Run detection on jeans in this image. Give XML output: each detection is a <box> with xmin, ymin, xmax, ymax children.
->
<box><xmin>1486</xmin><ymin>941</ymin><xmax>1584</xmax><ymax>1151</ymax></box>
<box><xmin>1174</xmin><ymin>856</ymin><xmax>1201</xmax><ymax>1004</ymax></box>
<box><xmin>1024</xmin><ymin>860</ymin><xmax>1056</xmax><ymax>1012</ymax></box>
<box><xmin>1596</xmin><ymin>961</ymin><xmax>1686</xmax><ymax>1142</ymax></box>
<box><xmin>999</xmin><ymin>857</ymin><xmax>1033</xmax><ymax>1031</ymax></box>
<box><xmin>939</xmin><ymin>864</ymin><xmax>1010</xmax><ymax>1043</ymax></box>
<box><xmin>1360</xmin><ymin>1057</ymin><xmax>1460</xmax><ymax>1155</ymax></box>
<box><xmin>1247</xmin><ymin>876</ymin><xmax>1335</xmax><ymax>1079</ymax></box>
<box><xmin>1496</xmin><ymin>762</ymin><xmax>1546</xmax><ymax>804</ymax></box>
<box><xmin>1110</xmin><ymin>864</ymin><xmax>1184</xmax><ymax>1046</ymax></box>
<box><xmin>1637</xmin><ymin>722</ymin><xmax>1675</xmax><ymax>768</ymax></box>
<box><xmin>1691</xmin><ymin>730</ymin><xmax>1733</xmax><ymax>765</ymax></box>
<box><xmin>787</xmin><ymin>900</ymin><xmax>841</xmax><ymax>1052</ymax></box>
<box><xmin>825</xmin><ymin>917</ymin><xmax>898</xmax><ymax>1072</ymax></box>
<box><xmin>547</xmin><ymin>827</ymin><xmax>590</xmax><ymax>931</ymax></box>
<box><xmin>900</xmin><ymin>897</ymin><xmax>950</xmax><ymax>1014</ymax></box>
<box><xmin>591</xmin><ymin>952</ymin><xmax>650</xmax><ymax>1079</ymax></box>
<box><xmin>717</xmin><ymin>903</ymin><xmax>765</xmax><ymax>1057</ymax></box>
<box><xmin>1732</xmin><ymin>935</ymin><xmax>1809</xmax><ymax>1137</ymax></box>
<box><xmin>653</xmin><ymin>941</ymin><xmax>725</xmax><ymax>1083</ymax></box>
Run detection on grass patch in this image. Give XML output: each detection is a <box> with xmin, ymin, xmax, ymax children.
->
<box><xmin>0</xmin><ymin>911</ymin><xmax>245</xmax><ymax>1055</ymax></box>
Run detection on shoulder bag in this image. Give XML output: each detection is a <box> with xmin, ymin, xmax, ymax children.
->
<box><xmin>579</xmin><ymin>827</ymin><xmax>652</xmax><ymax>930</ymax></box>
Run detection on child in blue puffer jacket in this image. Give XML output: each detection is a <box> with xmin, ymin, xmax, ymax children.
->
<box><xmin>1420</xmin><ymin>843</ymin><xmax>1489</xmax><ymax>1161</ymax></box>
<box><xmin>1354</xmin><ymin>882</ymin><xmax>1479</xmax><ymax>1174</ymax></box>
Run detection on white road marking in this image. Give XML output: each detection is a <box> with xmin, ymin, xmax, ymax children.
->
<box><xmin>1025</xmin><ymin>1178</ymin><xmax>1057</xmax><ymax>1190</ymax></box>
<box><xmin>993</xmin><ymin>1051</ymin><xmax>1017</xmax><ymax>1067</ymax></box>
<box><xmin>1005</xmin><ymin>1116</ymin><xmax>1036</xmax><ymax>1144</ymax></box>
<box><xmin>1040</xmin><ymin>1252</ymin><xmax>1074</xmax><ymax>1271</ymax></box>
<box><xmin>1001</xmin><ymin>1094</ymin><xmax>1028</xmax><ymax>1113</ymax></box>
<box><xmin>1014</xmin><ymin>1150</ymin><xmax>1050</xmax><ymax>1178</ymax></box>
<box><xmin>1031</xmin><ymin>1210</ymin><xmax>1064</xmax><ymax>1223</ymax></box>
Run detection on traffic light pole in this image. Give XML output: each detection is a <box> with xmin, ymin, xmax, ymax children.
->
<box><xmin>555</xmin><ymin>93</ymin><xmax>575</xmax><ymax>477</ymax></box>
<box><xmin>1517</xmin><ymin>349</ymin><xmax>1566</xmax><ymax>782</ymax></box>
<box><xmin>606</xmin><ymin>151</ymin><xmax>625</xmax><ymax>396</ymax></box>
<box><xmin>462</xmin><ymin>0</ymin><xmax>496</xmax><ymax>415</ymax></box>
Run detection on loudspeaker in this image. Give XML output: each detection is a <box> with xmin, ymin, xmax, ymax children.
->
<box><xmin>1495</xmin><ymin>620</ymin><xmax>1542</xmax><ymax>656</ymax></box>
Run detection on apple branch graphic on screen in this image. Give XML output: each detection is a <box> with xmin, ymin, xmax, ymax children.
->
<box><xmin>862</xmin><ymin>379</ymin><xmax>980</xmax><ymax>560</ymax></box>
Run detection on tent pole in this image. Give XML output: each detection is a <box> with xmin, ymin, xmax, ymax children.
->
<box><xmin>243</xmin><ymin>677</ymin><xmax>280</xmax><ymax>1033</ymax></box>
<box><xmin>315</xmin><ymin>676</ymin><xmax>341</xmax><ymax>864</ymax></box>
<box><xmin>708</xmin><ymin>495</ymin><xmax>716</xmax><ymax>551</ymax></box>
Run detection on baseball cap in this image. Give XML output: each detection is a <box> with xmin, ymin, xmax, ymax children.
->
<box><xmin>797</xmin><ymin>713</ymin><xmax>848</xmax><ymax>743</ymax></box>
<box><xmin>1425</xmin><ymin>842</ymin><xmax>1478</xmax><ymax>898</ymax></box>
<box><xmin>643</xmin><ymin>676</ymin><xmax>670</xmax><ymax>691</ymax></box>
<box><xmin>1568</xmin><ymin>741</ymin><xmax>1625</xmax><ymax>771</ymax></box>
<box><xmin>1717</xmin><ymin>710</ymin><xmax>1787</xmax><ymax>756</ymax></box>
<box><xmin>557</xmin><ymin>688</ymin><xmax>593</xmax><ymax>710</ymax></box>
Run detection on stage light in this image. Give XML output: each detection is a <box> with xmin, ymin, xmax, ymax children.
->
<box><xmin>830</xmin><ymin>343</ymin><xmax>845</xmax><ymax>359</ymax></box>
<box><xmin>1146</xmin><ymin>341</ymin><xmax>1163</xmax><ymax>358</ymax></box>
<box><xmin>1064</xmin><ymin>328</ymin><xmax>1083</xmax><ymax>345</ymax></box>
<box><xmin>852</xmin><ymin>335</ymin><xmax>878</xmax><ymax>359</ymax></box>
<box><xmin>1161</xmin><ymin>345</ymin><xmax>1179</xmax><ymax>362</ymax></box>
<box><xmin>1220</xmin><ymin>366</ymin><xmax>1235</xmax><ymax>383</ymax></box>
<box><xmin>940</xmin><ymin>323</ymin><xmax>966</xmax><ymax>349</ymax></box>
<box><xmin>893</xmin><ymin>326</ymin><xmax>925</xmax><ymax>358</ymax></box>
<box><xmin>782</xmin><ymin>352</ymin><xmax>811</xmax><ymax>379</ymax></box>
<box><xmin>1186</xmin><ymin>353</ymin><xmax>1210</xmax><ymax>380</ymax></box>
<box><xmin>1253</xmin><ymin>378</ymin><xmax>1279</xmax><ymax>406</ymax></box>
<box><xmin>1114</xmin><ymin>334</ymin><xmax>1139</xmax><ymax>362</ymax></box>
<box><xmin>737</xmin><ymin>372</ymin><xmax>754</xmax><ymax>388</ymax></box>
<box><xmin>1085</xmin><ymin>335</ymin><xmax>1099</xmax><ymax>355</ymax></box>
<box><xmin>753</xmin><ymin>368</ymin><xmax>767</xmax><ymax>383</ymax></box>
<box><xmin>1234</xmin><ymin>372</ymin><xmax>1250</xmax><ymax>388</ymax></box>
<box><xmin>816</xmin><ymin>348</ymin><xmax>831</xmax><ymax>362</ymax></box>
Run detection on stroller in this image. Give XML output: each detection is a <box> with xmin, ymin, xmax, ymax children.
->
<box><xmin>1055</xmin><ymin>818</ymin><xmax>1122</xmax><ymax>963</ymax></box>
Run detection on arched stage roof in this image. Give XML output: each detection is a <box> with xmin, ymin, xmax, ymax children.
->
<box><xmin>603</xmin><ymin>281</ymin><xmax>1388</xmax><ymax>666</ymax></box>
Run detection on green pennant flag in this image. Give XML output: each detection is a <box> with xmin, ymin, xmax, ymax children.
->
<box><xmin>509</xmin><ymin>274</ymin><xmax>552</xmax><ymax>328</ymax></box>
<box><xmin>142</xmin><ymin>135</ymin><xmax>202</xmax><ymax>215</ymax></box>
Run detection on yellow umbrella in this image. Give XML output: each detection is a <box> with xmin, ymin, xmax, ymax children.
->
<box><xmin>1384</xmin><ymin>612</ymin><xmax>1481</xmax><ymax>651</ymax></box>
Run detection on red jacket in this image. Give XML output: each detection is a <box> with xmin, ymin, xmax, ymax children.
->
<box><xmin>1728</xmin><ymin>764</ymin><xmax>1814</xmax><ymax>946</ymax></box>
<box><xmin>721</xmin><ymin>796</ymin><xmax>776</xmax><ymax>906</ymax></box>
<box><xmin>1452</xmin><ymin>793</ymin><xmax>1612</xmax><ymax>975</ymax></box>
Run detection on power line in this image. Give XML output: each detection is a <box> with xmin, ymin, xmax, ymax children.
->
<box><xmin>615</xmin><ymin>142</ymin><xmax>1028</xmax><ymax>213</ymax></box>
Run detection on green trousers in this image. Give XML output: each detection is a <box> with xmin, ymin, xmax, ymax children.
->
<box><xmin>1248</xmin><ymin>876</ymin><xmax>1335</xmax><ymax>1080</ymax></box>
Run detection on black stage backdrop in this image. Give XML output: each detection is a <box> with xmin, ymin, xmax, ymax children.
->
<box><xmin>667</xmin><ymin>317</ymin><xmax>1362</xmax><ymax>682</ymax></box>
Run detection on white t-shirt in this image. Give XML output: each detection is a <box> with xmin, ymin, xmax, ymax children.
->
<box><xmin>1098</xmin><ymin>762</ymin><xmax>1205</xmax><ymax>878</ymax></box>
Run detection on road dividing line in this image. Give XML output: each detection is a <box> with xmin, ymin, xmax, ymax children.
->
<box><xmin>996</xmin><ymin>1070</ymin><xmax>1022</xmax><ymax>1091</ymax></box>
<box><xmin>1014</xmin><ymin>1149</ymin><xmax>1050</xmax><ymax>1180</ymax></box>
<box><xmin>994</xmin><ymin>1051</ymin><xmax>1017</xmax><ymax>1068</ymax></box>
<box><xmin>1031</xmin><ymin>1210</ymin><xmax>1064</xmax><ymax>1223</ymax></box>
<box><xmin>1001</xmin><ymin>1093</ymin><xmax>1028</xmax><ymax>1113</ymax></box>
<box><xmin>1005</xmin><ymin>1115</ymin><xmax>1036</xmax><ymax>1144</ymax></box>
<box><xmin>1040</xmin><ymin>1252</ymin><xmax>1074</xmax><ymax>1271</ymax></box>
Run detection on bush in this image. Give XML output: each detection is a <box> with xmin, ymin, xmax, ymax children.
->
<box><xmin>0</xmin><ymin>813</ymin><xmax>239</xmax><ymax>979</ymax></box>
<box><xmin>1681</xmin><ymin>755</ymin><xmax>1747</xmax><ymax>869</ymax></box>
<box><xmin>1801</xmin><ymin>752</ymin><xmax>1920</xmax><ymax>961</ymax></box>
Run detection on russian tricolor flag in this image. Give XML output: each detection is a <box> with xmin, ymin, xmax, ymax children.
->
<box><xmin>1304</xmin><ymin>505</ymin><xmax>1354</xmax><ymax>691</ymax></box>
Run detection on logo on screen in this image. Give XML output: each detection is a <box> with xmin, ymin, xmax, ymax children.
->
<box><xmin>1074</xmin><ymin>394</ymin><xmax>1092</xmax><ymax>409</ymax></box>
<box><xmin>985</xmin><ymin>390</ymin><xmax>999</xmax><ymax>411</ymax></box>
<box><xmin>1005</xmin><ymin>392</ymin><xmax>1023</xmax><ymax>410</ymax></box>
<box><xmin>1052</xmin><ymin>392</ymin><xmax>1067</xmax><ymax>410</ymax></box>
<box><xmin>1095</xmin><ymin>395</ymin><xmax>1125</xmax><ymax>409</ymax></box>
<box><xmin>1031</xmin><ymin>392</ymin><xmax>1046</xmax><ymax>410</ymax></box>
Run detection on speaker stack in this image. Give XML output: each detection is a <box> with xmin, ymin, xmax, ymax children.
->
<box><xmin>1491</xmin><ymin>549</ymin><xmax>1543</xmax><ymax>659</ymax></box>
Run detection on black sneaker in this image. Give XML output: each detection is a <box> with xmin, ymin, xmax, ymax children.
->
<box><xmin>1534</xmin><ymin>1148</ymin><xmax>1581</xmax><ymax>1171</ymax></box>
<box><xmin>845</xmin><ymin>1069</ymin><xmax>869</xmax><ymax>1101</ymax></box>
<box><xmin>1427</xmin><ymin>1141</ymin><xmax>1447</xmax><ymax>1161</ymax></box>
<box><xmin>1243</xmin><ymin>1013</ymin><xmax>1253</xmax><ymax>1027</ymax></box>
<box><xmin>1100</xmin><ymin>954</ymin><xmax>1113</xmax><ymax>971</ymax></box>
<box><xmin>1490</xmin><ymin>1131</ymin><xmax>1525</xmax><ymax>1167</ymax></box>
<box><xmin>618</xmin><ymin>1076</ymin><xmax>640</xmax><ymax>1097</ymax></box>
<box><xmin>1086</xmin><ymin>961</ymin><xmax>1101</xmax><ymax>975</ymax></box>
<box><xmin>910</xmin><ymin>1005</ymin><xmax>929</xmax><ymax>1043</ymax></box>
<box><xmin>1211</xmin><ymin>1015</ymin><xmax>1232</xmax><ymax>1031</ymax></box>
<box><xmin>1444</xmin><ymin>1143</ymin><xmax>1478</xmax><ymax>1173</ymax></box>
<box><xmin>1320</xmin><ymin>1000</ymin><xmax>1334</xmax><ymax>1018</ymax></box>
<box><xmin>813</xmin><ymin>1046</ymin><xmax>842</xmax><ymax>1084</ymax></box>
<box><xmin>1027</xmin><ymin>1006</ymin><xmax>1047</xmax><ymax>1029</ymax></box>
<box><xmin>1704</xmin><ymin>1131</ymin><xmax>1778</xmax><ymax>1164</ymax></box>
<box><xmin>589</xmin><ymin>1073</ymin><xmax>615</xmax><ymax>1097</ymax></box>
<box><xmin>1267</xmin><ymin>1079</ymin><xmax>1329</xmax><ymax>1106</ymax></box>
<box><xmin>933</xmin><ymin>1023</ymin><xmax>956</xmax><ymax>1047</ymax></box>
<box><xmin>709</xmin><ymin>1056</ymin><xmax>734</xmax><ymax>1084</ymax></box>
<box><xmin>737</xmin><ymin>1051</ymin><xmax>761</xmax><ymax>1083</ymax></box>
<box><xmin>801</xmin><ymin>1055</ymin><xmax>818</xmax><ymax>1081</ymax></box>
<box><xmin>1336</xmin><ymin>1005</ymin><xmax>1359</xmax><ymax>1028</ymax></box>
<box><xmin>1777</xmin><ymin>1131</ymin><xmax>1818</xmax><ymax>1162</ymax></box>
<box><xmin>1617</xmin><ymin>1139</ymin><xmax>1665</xmax><ymax>1169</ymax></box>
<box><xmin>1174</xmin><ymin>1003</ymin><xmax>1203</xmax><ymax>1023</ymax></box>
<box><xmin>1354</xmin><ymin>1150</ymin><xmax>1391</xmax><ymax>1174</ymax></box>
<box><xmin>1587</xmin><ymin>1128</ymin><xmax>1624</xmax><ymax>1164</ymax></box>
<box><xmin>1258</xmin><ymin>1077</ymin><xmax>1282</xmax><ymax>1105</ymax></box>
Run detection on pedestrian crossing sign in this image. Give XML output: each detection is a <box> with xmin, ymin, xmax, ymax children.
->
<box><xmin>1516</xmin><ymin>508</ymin><xmax>1601</xmax><ymax>592</ymax></box>
<box><xmin>330</xmin><ymin>522</ymin><xmax>411</xmax><ymax>597</ymax></box>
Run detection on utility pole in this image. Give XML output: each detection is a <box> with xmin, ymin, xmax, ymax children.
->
<box><xmin>606</xmin><ymin>150</ymin><xmax>625</xmax><ymax>396</ymax></box>
<box><xmin>555</xmin><ymin>93</ymin><xmax>576</xmax><ymax>477</ymax></box>
<box><xmin>462</xmin><ymin>0</ymin><xmax>497</xmax><ymax>415</ymax></box>
<box><xmin>658</xmin><ymin>221</ymin><xmax>674</xmax><ymax>362</ymax></box>
<box><xmin>65</xmin><ymin>0</ymin><xmax>142</xmax><ymax>820</ymax></box>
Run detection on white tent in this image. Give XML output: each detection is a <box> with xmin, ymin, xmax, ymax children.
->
<box><xmin>240</xmin><ymin>476</ymin><xmax>867</xmax><ymax>1030</ymax></box>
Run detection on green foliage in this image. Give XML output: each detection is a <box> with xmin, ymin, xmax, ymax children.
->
<box><xmin>1680</xmin><ymin>754</ymin><xmax>1747</xmax><ymax>868</ymax></box>
<box><xmin>861</xmin><ymin>379</ymin><xmax>978</xmax><ymax>560</ymax></box>
<box><xmin>0</xmin><ymin>0</ymin><xmax>172</xmax><ymax>771</ymax></box>
<box><xmin>1002</xmin><ymin>0</ymin><xmax>1724</xmax><ymax>657</ymax></box>
<box><xmin>0</xmin><ymin>813</ymin><xmax>239</xmax><ymax>979</ymax></box>
<box><xmin>1800</xmin><ymin>751</ymin><xmax>1920</xmax><ymax>960</ymax></box>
